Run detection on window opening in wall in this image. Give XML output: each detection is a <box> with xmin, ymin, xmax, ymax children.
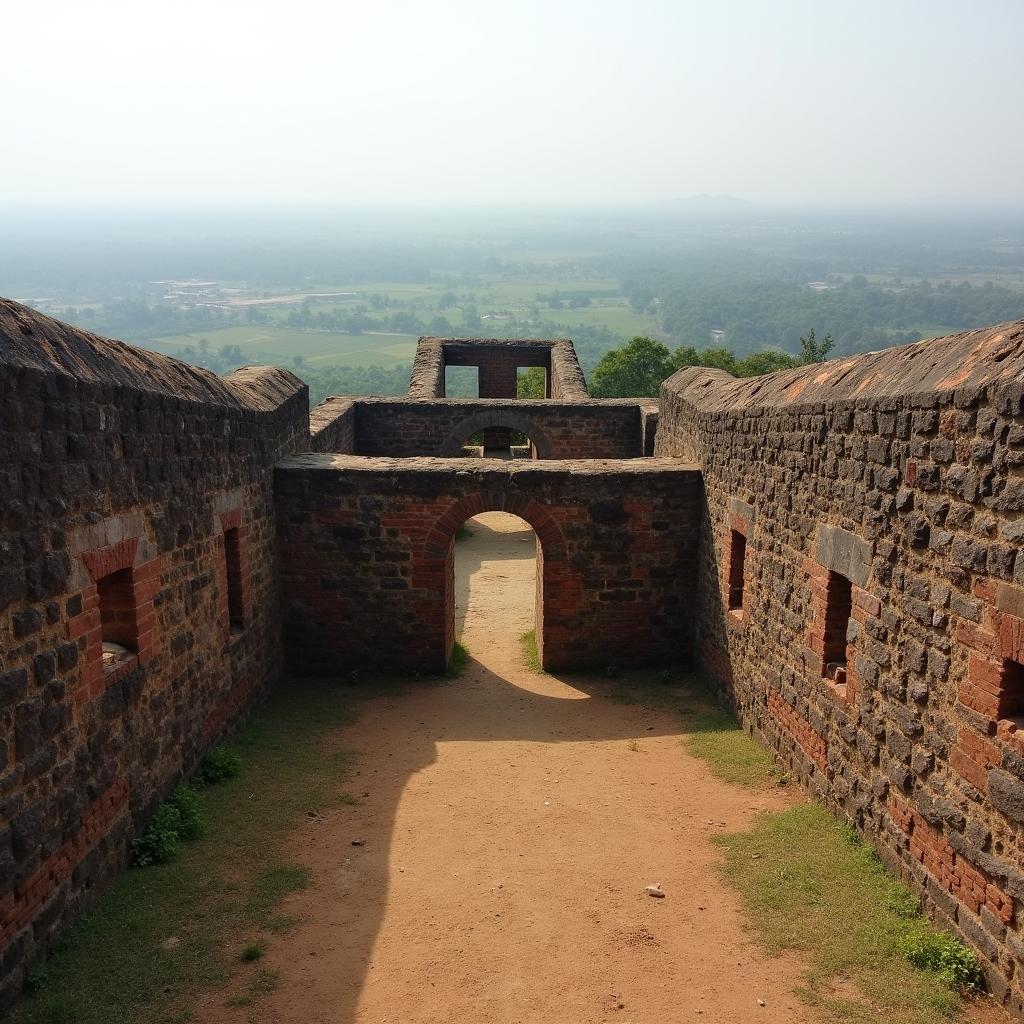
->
<box><xmin>517</xmin><ymin>366</ymin><xmax>548</xmax><ymax>399</ymax></box>
<box><xmin>444</xmin><ymin>365</ymin><xmax>479</xmax><ymax>398</ymax></box>
<box><xmin>97</xmin><ymin>567</ymin><xmax>138</xmax><ymax>671</ymax></box>
<box><xmin>822</xmin><ymin>570</ymin><xmax>852</xmax><ymax>686</ymax></box>
<box><xmin>998</xmin><ymin>659</ymin><xmax>1024</xmax><ymax>727</ymax></box>
<box><xmin>224</xmin><ymin>527</ymin><xmax>245</xmax><ymax>632</ymax></box>
<box><xmin>727</xmin><ymin>529</ymin><xmax>747</xmax><ymax>611</ymax></box>
<box><xmin>461</xmin><ymin>429</ymin><xmax>535</xmax><ymax>461</ymax></box>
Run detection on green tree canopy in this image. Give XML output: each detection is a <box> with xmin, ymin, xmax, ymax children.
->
<box><xmin>589</xmin><ymin>336</ymin><xmax>676</xmax><ymax>398</ymax></box>
<box><xmin>589</xmin><ymin>336</ymin><xmax>803</xmax><ymax>398</ymax></box>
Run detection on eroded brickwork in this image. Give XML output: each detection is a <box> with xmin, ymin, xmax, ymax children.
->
<box><xmin>656</xmin><ymin>320</ymin><xmax>1024</xmax><ymax>1010</ymax></box>
<box><xmin>0</xmin><ymin>300</ymin><xmax>309</xmax><ymax>1007</ymax></box>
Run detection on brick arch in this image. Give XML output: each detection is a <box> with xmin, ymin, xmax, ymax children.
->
<box><xmin>421</xmin><ymin>492</ymin><xmax>569</xmax><ymax>671</ymax></box>
<box><xmin>437</xmin><ymin>411</ymin><xmax>556</xmax><ymax>459</ymax></box>
<box><xmin>423</xmin><ymin>492</ymin><xmax>567</xmax><ymax>563</ymax></box>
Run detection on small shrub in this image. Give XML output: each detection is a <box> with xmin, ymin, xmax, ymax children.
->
<box><xmin>240</xmin><ymin>943</ymin><xmax>264</xmax><ymax>963</ymax></box>
<box><xmin>627</xmin><ymin>738</ymin><xmax>640</xmax><ymax>752</ymax></box>
<box><xmin>900</xmin><ymin>930</ymin><xmax>984</xmax><ymax>990</ymax></box>
<box><xmin>447</xmin><ymin>641</ymin><xmax>470</xmax><ymax>676</ymax></box>
<box><xmin>168</xmin><ymin>785</ymin><xmax>204</xmax><ymax>841</ymax></box>
<box><xmin>455</xmin><ymin>526</ymin><xmax>473</xmax><ymax>542</ymax></box>
<box><xmin>131</xmin><ymin>786</ymin><xmax>204</xmax><ymax>866</ymax></box>
<box><xmin>199</xmin><ymin>746</ymin><xmax>241</xmax><ymax>785</ymax></box>
<box><xmin>131</xmin><ymin>804</ymin><xmax>184</xmax><ymax>867</ymax></box>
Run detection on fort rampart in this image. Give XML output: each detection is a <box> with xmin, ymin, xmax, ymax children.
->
<box><xmin>655</xmin><ymin>321</ymin><xmax>1024</xmax><ymax>1010</ymax></box>
<box><xmin>0</xmin><ymin>300</ymin><xmax>309</xmax><ymax>1006</ymax></box>
<box><xmin>5</xmin><ymin>297</ymin><xmax>1024</xmax><ymax>1015</ymax></box>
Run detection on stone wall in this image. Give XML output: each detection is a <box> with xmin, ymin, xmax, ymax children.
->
<box><xmin>0</xmin><ymin>299</ymin><xmax>309</xmax><ymax>1008</ymax></box>
<box><xmin>275</xmin><ymin>455</ymin><xmax>702</xmax><ymax>674</ymax></box>
<box><xmin>655</xmin><ymin>320</ymin><xmax>1024</xmax><ymax>1011</ymax></box>
<box><xmin>309</xmin><ymin>397</ymin><xmax>356</xmax><ymax>453</ymax></box>
<box><xmin>349</xmin><ymin>398</ymin><xmax>647</xmax><ymax>459</ymax></box>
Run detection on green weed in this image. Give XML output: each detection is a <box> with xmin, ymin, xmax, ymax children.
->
<box><xmin>520</xmin><ymin>629</ymin><xmax>543</xmax><ymax>673</ymax></box>
<box><xmin>447</xmin><ymin>641</ymin><xmax>470</xmax><ymax>676</ymax></box>
<box><xmin>198</xmin><ymin>746</ymin><xmax>242</xmax><ymax>785</ymax></box>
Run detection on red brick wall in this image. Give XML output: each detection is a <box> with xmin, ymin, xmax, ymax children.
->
<box><xmin>276</xmin><ymin>456</ymin><xmax>702</xmax><ymax>674</ymax></box>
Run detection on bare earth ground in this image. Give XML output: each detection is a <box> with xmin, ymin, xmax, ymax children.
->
<box><xmin>194</xmin><ymin>513</ymin><xmax>1003</xmax><ymax>1024</ymax></box>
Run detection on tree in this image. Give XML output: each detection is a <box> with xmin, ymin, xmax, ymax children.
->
<box><xmin>799</xmin><ymin>328</ymin><xmax>834</xmax><ymax>364</ymax></box>
<box><xmin>517</xmin><ymin>367</ymin><xmax>547</xmax><ymax>398</ymax></box>
<box><xmin>589</xmin><ymin>336</ymin><xmax>675</xmax><ymax>398</ymax></box>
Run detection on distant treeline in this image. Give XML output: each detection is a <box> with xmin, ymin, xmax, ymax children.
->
<box><xmin>624</xmin><ymin>267</ymin><xmax>1024</xmax><ymax>357</ymax></box>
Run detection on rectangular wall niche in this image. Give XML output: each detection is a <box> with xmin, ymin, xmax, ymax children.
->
<box><xmin>998</xmin><ymin>659</ymin><xmax>1024</xmax><ymax>725</ymax></box>
<box><xmin>224</xmin><ymin>527</ymin><xmax>245</xmax><ymax>632</ymax></box>
<box><xmin>822</xmin><ymin>570</ymin><xmax>852</xmax><ymax>681</ymax></box>
<box><xmin>728</xmin><ymin>530</ymin><xmax>747</xmax><ymax>611</ymax></box>
<box><xmin>97</xmin><ymin>567</ymin><xmax>139</xmax><ymax>670</ymax></box>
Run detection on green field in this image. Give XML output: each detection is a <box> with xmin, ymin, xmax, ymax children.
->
<box><xmin>146</xmin><ymin>326</ymin><xmax>418</xmax><ymax>368</ymax></box>
<box><xmin>140</xmin><ymin>275</ymin><xmax>658</xmax><ymax>372</ymax></box>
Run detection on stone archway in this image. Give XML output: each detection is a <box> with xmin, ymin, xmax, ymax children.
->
<box><xmin>422</xmin><ymin>492</ymin><xmax>568</xmax><ymax>670</ymax></box>
<box><xmin>437</xmin><ymin>411</ymin><xmax>556</xmax><ymax>459</ymax></box>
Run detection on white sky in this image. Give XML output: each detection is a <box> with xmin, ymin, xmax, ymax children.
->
<box><xmin>2</xmin><ymin>0</ymin><xmax>1022</xmax><ymax>204</ymax></box>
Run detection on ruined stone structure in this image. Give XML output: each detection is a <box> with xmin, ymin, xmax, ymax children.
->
<box><xmin>3</xmin><ymin>297</ymin><xmax>1024</xmax><ymax>1014</ymax></box>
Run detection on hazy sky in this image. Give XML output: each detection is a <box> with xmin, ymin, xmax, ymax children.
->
<box><xmin>3</xmin><ymin>0</ymin><xmax>1022</xmax><ymax>205</ymax></box>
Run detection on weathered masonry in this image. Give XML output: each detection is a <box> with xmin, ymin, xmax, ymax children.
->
<box><xmin>276</xmin><ymin>456</ymin><xmax>700</xmax><ymax>673</ymax></box>
<box><xmin>4</xmin><ymin>297</ymin><xmax>1024</xmax><ymax>1015</ymax></box>
<box><xmin>656</xmin><ymin>320</ymin><xmax>1024</xmax><ymax>1013</ymax></box>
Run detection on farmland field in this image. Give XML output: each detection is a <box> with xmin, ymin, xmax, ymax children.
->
<box><xmin>145</xmin><ymin>326</ymin><xmax>418</xmax><ymax>368</ymax></box>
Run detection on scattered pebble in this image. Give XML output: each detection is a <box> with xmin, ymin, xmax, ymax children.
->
<box><xmin>351</xmin><ymin>839</ymin><xmax>366</xmax><ymax>846</ymax></box>
<box><xmin>644</xmin><ymin>883</ymin><xmax>666</xmax><ymax>898</ymax></box>
<box><xmin>161</xmin><ymin>936</ymin><xmax>180</xmax><ymax>950</ymax></box>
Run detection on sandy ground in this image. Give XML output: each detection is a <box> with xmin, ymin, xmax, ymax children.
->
<box><xmin>196</xmin><ymin>513</ymin><xmax>1005</xmax><ymax>1024</ymax></box>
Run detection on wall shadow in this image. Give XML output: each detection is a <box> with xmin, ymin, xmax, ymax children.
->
<box><xmin>272</xmin><ymin>654</ymin><xmax>699</xmax><ymax>1024</ymax></box>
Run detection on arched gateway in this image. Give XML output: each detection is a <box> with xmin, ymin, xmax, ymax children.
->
<box><xmin>276</xmin><ymin>454</ymin><xmax>701</xmax><ymax>674</ymax></box>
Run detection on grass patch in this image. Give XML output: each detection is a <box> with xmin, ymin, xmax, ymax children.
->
<box><xmin>520</xmin><ymin>629</ymin><xmax>544</xmax><ymax>673</ymax></box>
<box><xmin>447</xmin><ymin>641</ymin><xmax>470</xmax><ymax>676</ymax></box>
<box><xmin>683</xmin><ymin>708</ymin><xmax>777</xmax><ymax>787</ymax></box>
<box><xmin>227</xmin><ymin>967</ymin><xmax>280</xmax><ymax>1008</ymax></box>
<box><xmin>455</xmin><ymin>525</ymin><xmax>473</xmax><ymax>542</ymax></box>
<box><xmin>717</xmin><ymin>803</ymin><xmax>982</xmax><ymax>1023</ymax></box>
<box><xmin>9</xmin><ymin>679</ymin><xmax>378</xmax><ymax>1024</ymax></box>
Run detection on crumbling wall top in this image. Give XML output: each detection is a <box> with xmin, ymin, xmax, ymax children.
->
<box><xmin>662</xmin><ymin>320</ymin><xmax>1024</xmax><ymax>411</ymax></box>
<box><xmin>0</xmin><ymin>297</ymin><xmax>306</xmax><ymax>411</ymax></box>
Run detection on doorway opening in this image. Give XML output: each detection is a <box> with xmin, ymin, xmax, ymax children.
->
<box><xmin>459</xmin><ymin>429</ymin><xmax>535</xmax><ymax>460</ymax></box>
<box><xmin>452</xmin><ymin>512</ymin><xmax>539</xmax><ymax>669</ymax></box>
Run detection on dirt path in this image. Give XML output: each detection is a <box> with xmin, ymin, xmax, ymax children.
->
<box><xmin>202</xmin><ymin>512</ymin><xmax>821</xmax><ymax>1023</ymax></box>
